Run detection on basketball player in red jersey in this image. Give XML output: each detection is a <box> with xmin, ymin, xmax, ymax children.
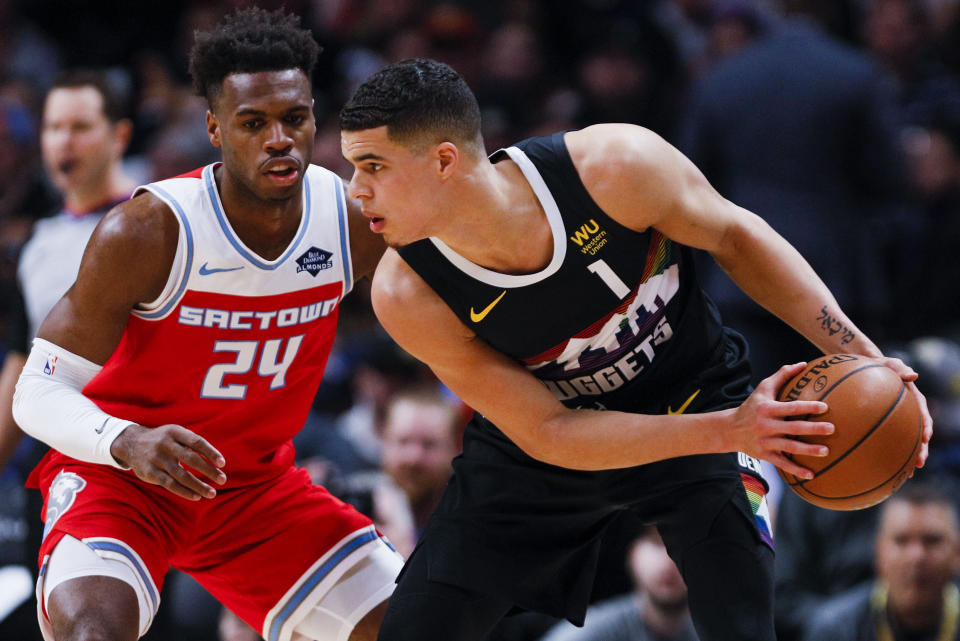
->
<box><xmin>12</xmin><ymin>9</ymin><xmax>402</xmax><ymax>641</ymax></box>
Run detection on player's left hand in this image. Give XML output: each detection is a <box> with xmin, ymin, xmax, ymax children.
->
<box><xmin>877</xmin><ymin>356</ymin><xmax>932</xmax><ymax>470</ymax></box>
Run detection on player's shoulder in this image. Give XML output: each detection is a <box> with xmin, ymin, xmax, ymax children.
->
<box><xmin>565</xmin><ymin>124</ymin><xmax>670</xmax><ymax>171</ymax></box>
<box><xmin>371</xmin><ymin>249</ymin><xmax>449</xmax><ymax>326</ymax></box>
<box><xmin>371</xmin><ymin>248</ymin><xmax>474</xmax><ymax>357</ymax></box>
<box><xmin>94</xmin><ymin>189</ymin><xmax>179</xmax><ymax>251</ymax></box>
<box><xmin>371</xmin><ymin>249</ymin><xmax>430</xmax><ymax>306</ymax></box>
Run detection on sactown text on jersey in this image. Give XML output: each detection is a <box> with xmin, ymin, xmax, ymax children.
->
<box><xmin>178</xmin><ymin>297</ymin><xmax>340</xmax><ymax>330</ymax></box>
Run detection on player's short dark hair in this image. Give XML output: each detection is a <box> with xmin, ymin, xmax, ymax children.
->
<box><xmin>188</xmin><ymin>7</ymin><xmax>321</xmax><ymax>109</ymax></box>
<box><xmin>339</xmin><ymin>58</ymin><xmax>484</xmax><ymax>155</ymax></box>
<box><xmin>49</xmin><ymin>69</ymin><xmax>130</xmax><ymax>123</ymax></box>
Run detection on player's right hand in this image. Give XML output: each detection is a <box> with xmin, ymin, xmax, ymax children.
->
<box><xmin>729</xmin><ymin>362</ymin><xmax>834</xmax><ymax>480</ymax></box>
<box><xmin>110</xmin><ymin>423</ymin><xmax>227</xmax><ymax>500</ymax></box>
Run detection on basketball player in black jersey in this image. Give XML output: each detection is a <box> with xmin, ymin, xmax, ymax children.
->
<box><xmin>339</xmin><ymin>59</ymin><xmax>932</xmax><ymax>641</ymax></box>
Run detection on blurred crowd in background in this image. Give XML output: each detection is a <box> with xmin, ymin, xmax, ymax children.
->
<box><xmin>2</xmin><ymin>0</ymin><xmax>960</xmax><ymax>640</ymax></box>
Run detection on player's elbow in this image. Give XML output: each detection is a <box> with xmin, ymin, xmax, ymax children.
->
<box><xmin>518</xmin><ymin>412</ymin><xmax>597</xmax><ymax>471</ymax></box>
<box><xmin>712</xmin><ymin>209</ymin><xmax>772</xmax><ymax>269</ymax></box>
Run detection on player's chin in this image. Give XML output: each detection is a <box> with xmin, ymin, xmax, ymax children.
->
<box><xmin>383</xmin><ymin>230</ymin><xmax>416</xmax><ymax>250</ymax></box>
<box><xmin>260</xmin><ymin>181</ymin><xmax>303</xmax><ymax>201</ymax></box>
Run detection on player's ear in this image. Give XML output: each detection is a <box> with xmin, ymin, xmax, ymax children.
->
<box><xmin>207</xmin><ymin>110</ymin><xmax>221</xmax><ymax>148</ymax></box>
<box><xmin>436</xmin><ymin>141</ymin><xmax>458</xmax><ymax>180</ymax></box>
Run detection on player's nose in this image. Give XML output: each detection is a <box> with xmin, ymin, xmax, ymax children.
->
<box><xmin>347</xmin><ymin>171</ymin><xmax>371</xmax><ymax>200</ymax></box>
<box><xmin>263</xmin><ymin>122</ymin><xmax>294</xmax><ymax>154</ymax></box>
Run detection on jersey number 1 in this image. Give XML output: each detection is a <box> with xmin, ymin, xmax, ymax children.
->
<box><xmin>201</xmin><ymin>336</ymin><xmax>304</xmax><ymax>399</ymax></box>
<box><xmin>587</xmin><ymin>259</ymin><xmax>630</xmax><ymax>299</ymax></box>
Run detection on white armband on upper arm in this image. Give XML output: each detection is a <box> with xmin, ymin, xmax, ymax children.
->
<box><xmin>12</xmin><ymin>337</ymin><xmax>132</xmax><ymax>469</ymax></box>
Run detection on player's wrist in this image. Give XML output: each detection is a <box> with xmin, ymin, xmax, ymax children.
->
<box><xmin>105</xmin><ymin>422</ymin><xmax>138</xmax><ymax>470</ymax></box>
<box><xmin>710</xmin><ymin>407</ymin><xmax>739</xmax><ymax>455</ymax></box>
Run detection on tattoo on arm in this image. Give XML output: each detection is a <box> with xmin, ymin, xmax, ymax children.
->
<box><xmin>817</xmin><ymin>306</ymin><xmax>855</xmax><ymax>345</ymax></box>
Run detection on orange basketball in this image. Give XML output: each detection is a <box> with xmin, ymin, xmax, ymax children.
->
<box><xmin>776</xmin><ymin>354</ymin><xmax>922</xmax><ymax>510</ymax></box>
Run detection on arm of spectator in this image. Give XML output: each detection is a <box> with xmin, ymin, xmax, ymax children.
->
<box><xmin>0</xmin><ymin>284</ymin><xmax>30</xmax><ymax>470</ymax></box>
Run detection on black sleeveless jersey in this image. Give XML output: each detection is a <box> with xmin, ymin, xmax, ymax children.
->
<box><xmin>398</xmin><ymin>132</ymin><xmax>729</xmax><ymax>413</ymax></box>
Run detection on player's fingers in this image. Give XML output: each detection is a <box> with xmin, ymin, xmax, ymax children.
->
<box><xmin>915</xmin><ymin>442</ymin><xmax>929</xmax><ymax>469</ymax></box>
<box><xmin>178</xmin><ymin>448</ymin><xmax>227</xmax><ymax>485</ymax></box>
<box><xmin>155</xmin><ymin>469</ymin><xmax>203</xmax><ymax>501</ymax></box>
<box><xmin>167</xmin><ymin>463</ymin><xmax>216</xmax><ymax>499</ymax></box>
<box><xmin>777</xmin><ymin>418</ymin><xmax>834</xmax><ymax>438</ymax></box>
<box><xmin>171</xmin><ymin>426</ymin><xmax>225</xmax><ymax>467</ymax></box>
<box><xmin>757</xmin><ymin>362</ymin><xmax>808</xmax><ymax>394</ymax></box>
<box><xmin>880</xmin><ymin>357</ymin><xmax>918</xmax><ymax>382</ymax></box>
<box><xmin>770</xmin><ymin>436</ymin><xmax>829</xmax><ymax>459</ymax></box>
<box><xmin>768</xmin><ymin>400</ymin><xmax>828</xmax><ymax>418</ymax></box>
<box><xmin>767</xmin><ymin>453</ymin><xmax>815</xmax><ymax>481</ymax></box>
<box><xmin>908</xmin><ymin>382</ymin><xmax>933</xmax><ymax>442</ymax></box>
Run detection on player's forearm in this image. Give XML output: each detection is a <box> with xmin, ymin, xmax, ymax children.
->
<box><xmin>12</xmin><ymin>338</ymin><xmax>131</xmax><ymax>468</ymax></box>
<box><xmin>715</xmin><ymin>214</ymin><xmax>882</xmax><ymax>359</ymax></box>
<box><xmin>524</xmin><ymin>407</ymin><xmax>730</xmax><ymax>470</ymax></box>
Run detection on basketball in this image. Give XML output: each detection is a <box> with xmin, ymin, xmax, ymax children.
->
<box><xmin>776</xmin><ymin>354</ymin><xmax>923</xmax><ymax>510</ymax></box>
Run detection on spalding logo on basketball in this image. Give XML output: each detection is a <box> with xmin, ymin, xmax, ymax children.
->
<box><xmin>777</xmin><ymin>354</ymin><xmax>922</xmax><ymax>511</ymax></box>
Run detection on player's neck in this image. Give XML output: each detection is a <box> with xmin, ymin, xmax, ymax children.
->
<box><xmin>434</xmin><ymin>158</ymin><xmax>554</xmax><ymax>275</ymax></box>
<box><xmin>214</xmin><ymin>165</ymin><xmax>303</xmax><ymax>261</ymax></box>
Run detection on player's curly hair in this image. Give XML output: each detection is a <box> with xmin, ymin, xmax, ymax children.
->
<box><xmin>189</xmin><ymin>7</ymin><xmax>320</xmax><ymax>108</ymax></box>
<box><xmin>340</xmin><ymin>58</ymin><xmax>484</xmax><ymax>155</ymax></box>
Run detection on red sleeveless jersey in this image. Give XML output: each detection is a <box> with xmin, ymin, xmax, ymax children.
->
<box><xmin>38</xmin><ymin>163</ymin><xmax>354</xmax><ymax>488</ymax></box>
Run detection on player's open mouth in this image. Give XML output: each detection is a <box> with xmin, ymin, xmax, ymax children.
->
<box><xmin>364</xmin><ymin>212</ymin><xmax>385</xmax><ymax>233</ymax></box>
<box><xmin>264</xmin><ymin>165</ymin><xmax>299</xmax><ymax>186</ymax></box>
<box><xmin>262</xmin><ymin>157</ymin><xmax>301</xmax><ymax>186</ymax></box>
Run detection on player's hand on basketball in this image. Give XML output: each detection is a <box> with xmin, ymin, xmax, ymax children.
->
<box><xmin>731</xmin><ymin>362</ymin><xmax>833</xmax><ymax>480</ymax></box>
<box><xmin>110</xmin><ymin>423</ymin><xmax>227</xmax><ymax>500</ymax></box>
<box><xmin>877</xmin><ymin>356</ymin><xmax>933</xmax><ymax>470</ymax></box>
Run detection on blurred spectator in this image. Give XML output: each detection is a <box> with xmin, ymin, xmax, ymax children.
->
<box><xmin>780</xmin><ymin>0</ymin><xmax>862</xmax><ymax>43</ymax></box>
<box><xmin>892</xmin><ymin>337</ymin><xmax>960</xmax><ymax>475</ymax></box>
<box><xmin>332</xmin><ymin>337</ymin><xmax>434</xmax><ymax>472</ymax></box>
<box><xmin>0</xmin><ymin>69</ymin><xmax>134</xmax><ymax>470</ymax></box>
<box><xmin>894</xmin><ymin>119</ymin><xmax>960</xmax><ymax>338</ymax></box>
<box><xmin>0</xmin><ymin>67</ymin><xmax>134</xmax><ymax>641</ymax></box>
<box><xmin>475</xmin><ymin>20</ymin><xmax>550</xmax><ymax>150</ymax></box>
<box><xmin>0</xmin><ymin>0</ymin><xmax>62</xmax><ymax>92</ymax></box>
<box><xmin>773</xmin><ymin>484</ymin><xmax>883</xmax><ymax>641</ymax></box>
<box><xmin>380</xmin><ymin>385</ymin><xmax>462</xmax><ymax>536</ymax></box>
<box><xmin>680</xmin><ymin>13</ymin><xmax>907</xmax><ymax>383</ymax></box>
<box><xmin>802</xmin><ymin>483</ymin><xmax>960</xmax><ymax>641</ymax></box>
<box><xmin>861</xmin><ymin>0</ymin><xmax>960</xmax><ymax>128</ymax></box>
<box><xmin>539</xmin><ymin>526</ymin><xmax>698</xmax><ymax>641</ymax></box>
<box><xmin>145</xmin><ymin>114</ymin><xmax>220</xmax><ymax>182</ymax></box>
<box><xmin>706</xmin><ymin>1</ymin><xmax>766</xmax><ymax>62</ymax></box>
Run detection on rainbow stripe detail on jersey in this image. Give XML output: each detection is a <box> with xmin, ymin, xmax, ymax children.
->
<box><xmin>741</xmin><ymin>472</ymin><xmax>774</xmax><ymax>549</ymax></box>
